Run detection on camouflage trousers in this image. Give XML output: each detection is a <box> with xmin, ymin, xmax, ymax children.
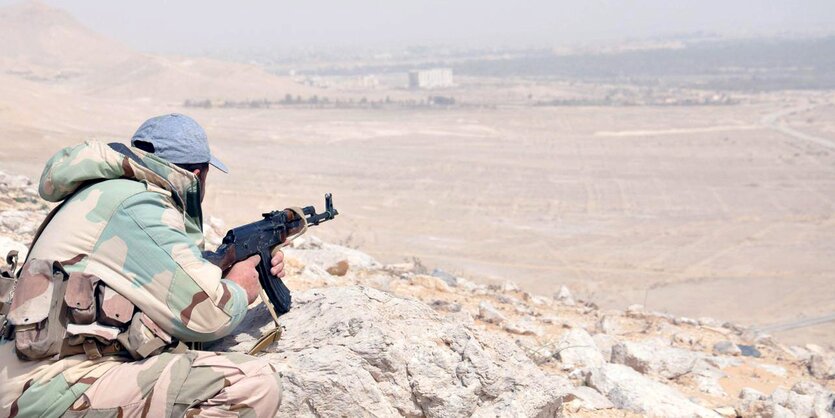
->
<box><xmin>63</xmin><ymin>351</ymin><xmax>282</xmax><ymax>417</ymax></box>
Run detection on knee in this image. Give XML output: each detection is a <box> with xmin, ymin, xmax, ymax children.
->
<box><xmin>234</xmin><ymin>360</ymin><xmax>283</xmax><ymax>414</ymax></box>
<box><xmin>253</xmin><ymin>361</ymin><xmax>283</xmax><ymax>399</ymax></box>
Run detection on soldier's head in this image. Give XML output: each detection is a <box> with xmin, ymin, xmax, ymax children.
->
<box><xmin>130</xmin><ymin>113</ymin><xmax>228</xmax><ymax>202</ymax></box>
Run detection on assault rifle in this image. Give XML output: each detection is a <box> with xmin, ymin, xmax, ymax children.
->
<box><xmin>203</xmin><ymin>194</ymin><xmax>338</xmax><ymax>316</ymax></box>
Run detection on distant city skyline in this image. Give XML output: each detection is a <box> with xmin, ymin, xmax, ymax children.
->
<box><xmin>1</xmin><ymin>0</ymin><xmax>834</xmax><ymax>55</ymax></box>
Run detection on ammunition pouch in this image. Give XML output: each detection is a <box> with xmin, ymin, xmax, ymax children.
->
<box><xmin>65</xmin><ymin>273</ymin><xmax>99</xmax><ymax>324</ymax></box>
<box><xmin>4</xmin><ymin>256</ymin><xmax>180</xmax><ymax>361</ymax></box>
<box><xmin>117</xmin><ymin>312</ymin><xmax>177</xmax><ymax>360</ymax></box>
<box><xmin>7</xmin><ymin>259</ymin><xmax>69</xmax><ymax>360</ymax></box>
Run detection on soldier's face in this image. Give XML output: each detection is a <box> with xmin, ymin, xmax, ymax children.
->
<box><xmin>193</xmin><ymin>167</ymin><xmax>208</xmax><ymax>202</ymax></box>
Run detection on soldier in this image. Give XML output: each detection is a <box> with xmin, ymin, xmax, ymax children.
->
<box><xmin>0</xmin><ymin>114</ymin><xmax>284</xmax><ymax>417</ymax></box>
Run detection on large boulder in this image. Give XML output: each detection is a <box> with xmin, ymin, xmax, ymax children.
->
<box><xmin>477</xmin><ymin>300</ymin><xmax>506</xmax><ymax>324</ymax></box>
<box><xmin>587</xmin><ymin>364</ymin><xmax>721</xmax><ymax>418</ymax></box>
<box><xmin>210</xmin><ymin>286</ymin><xmax>573</xmax><ymax>417</ymax></box>
<box><xmin>556</xmin><ymin>328</ymin><xmax>605</xmax><ymax>371</ymax></box>
<box><xmin>808</xmin><ymin>354</ymin><xmax>835</xmax><ymax>379</ymax></box>
<box><xmin>611</xmin><ymin>340</ymin><xmax>701</xmax><ymax>379</ymax></box>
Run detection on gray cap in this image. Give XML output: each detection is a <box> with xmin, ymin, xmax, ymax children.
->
<box><xmin>130</xmin><ymin>113</ymin><xmax>228</xmax><ymax>173</ymax></box>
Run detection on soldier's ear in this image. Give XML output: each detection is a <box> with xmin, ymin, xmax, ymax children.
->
<box><xmin>193</xmin><ymin>166</ymin><xmax>209</xmax><ymax>184</ymax></box>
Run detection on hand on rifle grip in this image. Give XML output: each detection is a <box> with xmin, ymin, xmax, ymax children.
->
<box><xmin>226</xmin><ymin>254</ymin><xmax>261</xmax><ymax>304</ymax></box>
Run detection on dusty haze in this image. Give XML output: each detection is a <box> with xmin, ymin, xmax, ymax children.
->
<box><xmin>1</xmin><ymin>0</ymin><xmax>834</xmax><ymax>51</ymax></box>
<box><xmin>0</xmin><ymin>0</ymin><xmax>834</xmax><ymax>348</ymax></box>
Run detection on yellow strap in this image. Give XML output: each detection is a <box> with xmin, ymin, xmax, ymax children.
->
<box><xmin>270</xmin><ymin>207</ymin><xmax>308</xmax><ymax>256</ymax></box>
<box><xmin>247</xmin><ymin>326</ymin><xmax>282</xmax><ymax>355</ymax></box>
<box><xmin>259</xmin><ymin>288</ymin><xmax>282</xmax><ymax>327</ymax></box>
<box><xmin>246</xmin><ymin>207</ymin><xmax>308</xmax><ymax>355</ymax></box>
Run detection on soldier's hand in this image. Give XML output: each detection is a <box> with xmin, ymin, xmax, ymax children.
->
<box><xmin>226</xmin><ymin>254</ymin><xmax>261</xmax><ymax>304</ymax></box>
<box><xmin>270</xmin><ymin>250</ymin><xmax>285</xmax><ymax>278</ymax></box>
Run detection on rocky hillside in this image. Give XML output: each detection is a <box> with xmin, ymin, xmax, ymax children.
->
<box><xmin>2</xmin><ymin>170</ymin><xmax>834</xmax><ymax>417</ymax></box>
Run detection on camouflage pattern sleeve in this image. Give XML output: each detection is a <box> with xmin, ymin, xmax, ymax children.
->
<box><xmin>84</xmin><ymin>190</ymin><xmax>248</xmax><ymax>342</ymax></box>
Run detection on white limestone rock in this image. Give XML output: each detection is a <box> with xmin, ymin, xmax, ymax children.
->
<box><xmin>771</xmin><ymin>388</ymin><xmax>790</xmax><ymax>405</ymax></box>
<box><xmin>813</xmin><ymin>392</ymin><xmax>835</xmax><ymax>417</ymax></box>
<box><xmin>596</xmin><ymin>314</ymin><xmax>620</xmax><ymax>335</ymax></box>
<box><xmin>713</xmin><ymin>406</ymin><xmax>738</xmax><ymax>417</ymax></box>
<box><xmin>674</xmin><ymin>317</ymin><xmax>699</xmax><ymax>326</ymax></box>
<box><xmin>790</xmin><ymin>380</ymin><xmax>830</xmax><ymax>398</ymax></box>
<box><xmin>557</xmin><ymin>328</ymin><xmax>605</xmax><ymax>371</ymax></box>
<box><xmin>430</xmin><ymin>268</ymin><xmax>458</xmax><ymax>287</ymax></box>
<box><xmin>499</xmin><ymin>280</ymin><xmax>521</xmax><ymax>293</ymax></box>
<box><xmin>503</xmin><ymin>318</ymin><xmax>544</xmax><ymax>336</ymax></box>
<box><xmin>626</xmin><ymin>304</ymin><xmax>644</xmax><ymax>316</ymax></box>
<box><xmin>587</xmin><ymin>364</ymin><xmax>721</xmax><ymax>418</ymax></box>
<box><xmin>785</xmin><ymin>391</ymin><xmax>815</xmax><ymax>418</ymax></box>
<box><xmin>757</xmin><ymin>363</ymin><xmax>788</xmax><ymax>378</ymax></box>
<box><xmin>555</xmin><ymin>285</ymin><xmax>575</xmax><ymax>306</ymax></box>
<box><xmin>771</xmin><ymin>403</ymin><xmax>797</xmax><ymax>418</ymax></box>
<box><xmin>713</xmin><ymin>340</ymin><xmax>742</xmax><ymax>356</ymax></box>
<box><xmin>808</xmin><ymin>354</ymin><xmax>835</xmax><ymax>379</ymax></box>
<box><xmin>562</xmin><ymin>386</ymin><xmax>614</xmax><ymax>412</ymax></box>
<box><xmin>410</xmin><ymin>274</ymin><xmax>452</xmax><ymax>292</ymax></box>
<box><xmin>673</xmin><ymin>331</ymin><xmax>702</xmax><ymax>348</ymax></box>
<box><xmin>592</xmin><ymin>333</ymin><xmax>617</xmax><ymax>362</ymax></box>
<box><xmin>524</xmin><ymin>293</ymin><xmax>552</xmax><ymax>307</ymax></box>
<box><xmin>0</xmin><ymin>173</ymin><xmax>32</xmax><ymax>189</ymax></box>
<box><xmin>740</xmin><ymin>387</ymin><xmax>766</xmax><ymax>402</ymax></box>
<box><xmin>691</xmin><ymin>360</ymin><xmax>728</xmax><ymax>396</ymax></box>
<box><xmin>787</xmin><ymin>345</ymin><xmax>813</xmax><ymax>362</ymax></box>
<box><xmin>210</xmin><ymin>286</ymin><xmax>573</xmax><ymax>418</ymax></box>
<box><xmin>429</xmin><ymin>300</ymin><xmax>462</xmax><ymax>313</ymax></box>
<box><xmin>477</xmin><ymin>301</ymin><xmax>506</xmax><ymax>324</ymax></box>
<box><xmin>611</xmin><ymin>340</ymin><xmax>701</xmax><ymax>379</ymax></box>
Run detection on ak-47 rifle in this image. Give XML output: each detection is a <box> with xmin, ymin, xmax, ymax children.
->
<box><xmin>203</xmin><ymin>193</ymin><xmax>338</xmax><ymax>316</ymax></box>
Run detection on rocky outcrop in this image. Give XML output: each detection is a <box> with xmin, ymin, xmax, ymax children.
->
<box><xmin>738</xmin><ymin>380</ymin><xmax>835</xmax><ymax>418</ymax></box>
<box><xmin>587</xmin><ymin>364</ymin><xmax>720</xmax><ymax>417</ymax></box>
<box><xmin>210</xmin><ymin>286</ymin><xmax>572</xmax><ymax>417</ymax></box>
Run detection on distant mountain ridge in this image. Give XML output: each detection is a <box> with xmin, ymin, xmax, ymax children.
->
<box><xmin>0</xmin><ymin>0</ymin><xmax>322</xmax><ymax>101</ymax></box>
<box><xmin>0</xmin><ymin>0</ymin><xmax>133</xmax><ymax>77</ymax></box>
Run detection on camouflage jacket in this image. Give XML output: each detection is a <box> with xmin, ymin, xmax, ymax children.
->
<box><xmin>0</xmin><ymin>141</ymin><xmax>248</xmax><ymax>416</ymax></box>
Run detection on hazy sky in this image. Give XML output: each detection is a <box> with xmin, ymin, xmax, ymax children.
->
<box><xmin>4</xmin><ymin>0</ymin><xmax>835</xmax><ymax>53</ymax></box>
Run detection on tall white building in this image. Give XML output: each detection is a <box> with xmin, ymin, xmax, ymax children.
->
<box><xmin>408</xmin><ymin>68</ymin><xmax>454</xmax><ymax>89</ymax></box>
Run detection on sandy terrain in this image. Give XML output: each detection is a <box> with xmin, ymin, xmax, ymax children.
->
<box><xmin>1</xmin><ymin>1</ymin><xmax>833</xmax><ymax>347</ymax></box>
